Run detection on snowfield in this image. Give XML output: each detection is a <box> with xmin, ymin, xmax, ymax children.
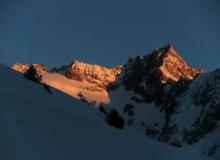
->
<box><xmin>0</xmin><ymin>63</ymin><xmax>211</xmax><ymax>160</ymax></box>
<box><xmin>42</xmin><ymin>72</ymin><xmax>110</xmax><ymax>105</ymax></box>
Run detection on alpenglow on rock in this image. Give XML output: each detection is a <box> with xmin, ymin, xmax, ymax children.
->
<box><xmin>65</xmin><ymin>60</ymin><xmax>122</xmax><ymax>88</ymax></box>
<box><xmin>122</xmin><ymin>44</ymin><xmax>204</xmax><ymax>90</ymax></box>
<box><xmin>12</xmin><ymin>63</ymin><xmax>49</xmax><ymax>76</ymax></box>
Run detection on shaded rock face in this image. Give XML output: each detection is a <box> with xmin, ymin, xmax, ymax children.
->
<box><xmin>154</xmin><ymin>69</ymin><xmax>220</xmax><ymax>147</ymax></box>
<box><xmin>65</xmin><ymin>60</ymin><xmax>122</xmax><ymax>89</ymax></box>
<box><xmin>182</xmin><ymin>69</ymin><xmax>220</xmax><ymax>144</ymax></box>
<box><xmin>50</xmin><ymin>65</ymin><xmax>68</xmax><ymax>74</ymax></box>
<box><xmin>12</xmin><ymin>63</ymin><xmax>48</xmax><ymax>76</ymax></box>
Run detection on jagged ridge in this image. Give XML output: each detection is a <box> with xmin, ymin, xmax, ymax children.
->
<box><xmin>65</xmin><ymin>60</ymin><xmax>122</xmax><ymax>89</ymax></box>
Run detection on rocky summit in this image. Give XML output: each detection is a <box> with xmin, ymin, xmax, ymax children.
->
<box><xmin>122</xmin><ymin>44</ymin><xmax>204</xmax><ymax>89</ymax></box>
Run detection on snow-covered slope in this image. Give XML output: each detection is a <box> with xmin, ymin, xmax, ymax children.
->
<box><xmin>0</xmin><ymin>63</ymin><xmax>211</xmax><ymax>160</ymax></box>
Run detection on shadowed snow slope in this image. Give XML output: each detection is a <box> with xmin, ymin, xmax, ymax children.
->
<box><xmin>0</xmin><ymin>63</ymin><xmax>211</xmax><ymax>160</ymax></box>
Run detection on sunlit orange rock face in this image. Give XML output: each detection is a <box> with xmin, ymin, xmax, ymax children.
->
<box><xmin>65</xmin><ymin>60</ymin><xmax>122</xmax><ymax>89</ymax></box>
<box><xmin>152</xmin><ymin>44</ymin><xmax>205</xmax><ymax>83</ymax></box>
<box><xmin>12</xmin><ymin>63</ymin><xmax>30</xmax><ymax>73</ymax></box>
<box><xmin>12</xmin><ymin>63</ymin><xmax>48</xmax><ymax>76</ymax></box>
<box><xmin>123</xmin><ymin>44</ymin><xmax>204</xmax><ymax>90</ymax></box>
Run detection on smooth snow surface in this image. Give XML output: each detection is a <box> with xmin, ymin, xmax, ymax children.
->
<box><xmin>0</xmin><ymin>64</ymin><xmax>211</xmax><ymax>160</ymax></box>
<box><xmin>42</xmin><ymin>72</ymin><xmax>110</xmax><ymax>105</ymax></box>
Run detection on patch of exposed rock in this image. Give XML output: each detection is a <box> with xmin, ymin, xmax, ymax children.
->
<box><xmin>12</xmin><ymin>63</ymin><xmax>48</xmax><ymax>76</ymax></box>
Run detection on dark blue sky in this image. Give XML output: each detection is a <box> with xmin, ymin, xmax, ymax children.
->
<box><xmin>0</xmin><ymin>0</ymin><xmax>220</xmax><ymax>70</ymax></box>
